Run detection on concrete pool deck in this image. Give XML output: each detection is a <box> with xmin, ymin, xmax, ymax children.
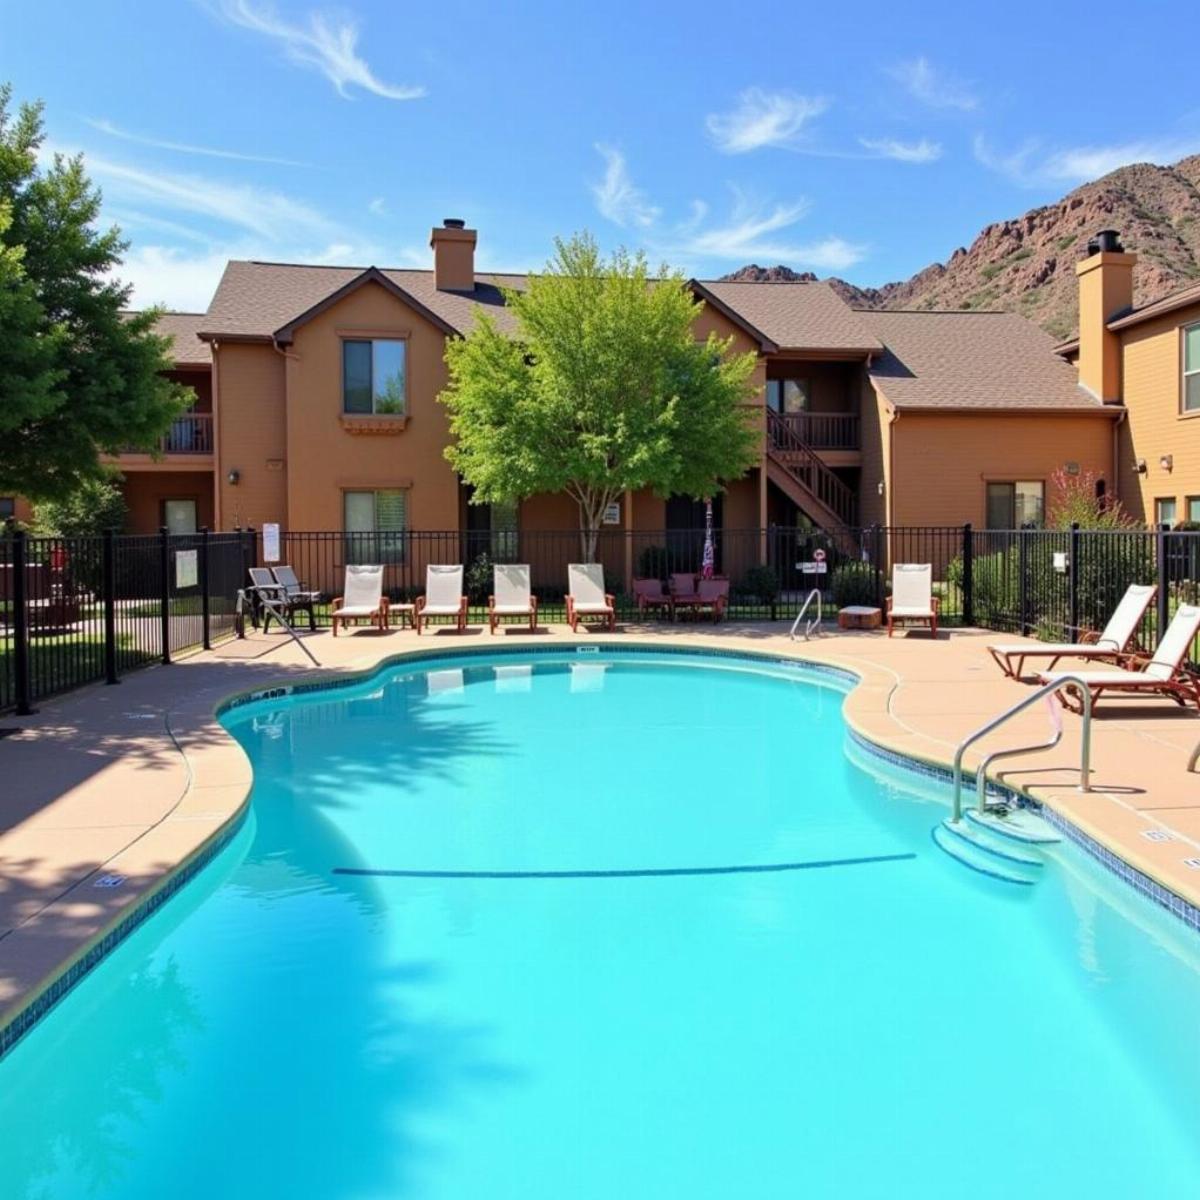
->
<box><xmin>3</xmin><ymin>619</ymin><xmax>1200</xmax><ymax>1045</ymax></box>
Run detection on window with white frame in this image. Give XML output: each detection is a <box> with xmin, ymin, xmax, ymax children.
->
<box><xmin>1185</xmin><ymin>323</ymin><xmax>1200</xmax><ymax>413</ymax></box>
<box><xmin>985</xmin><ymin>481</ymin><xmax>1044</xmax><ymax>528</ymax></box>
<box><xmin>343</xmin><ymin>339</ymin><xmax>407</xmax><ymax>415</ymax></box>
<box><xmin>1156</xmin><ymin>497</ymin><xmax>1178</xmax><ymax>528</ymax></box>
<box><xmin>344</xmin><ymin>489</ymin><xmax>408</xmax><ymax>563</ymax></box>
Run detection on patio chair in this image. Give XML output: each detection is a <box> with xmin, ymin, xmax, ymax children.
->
<box><xmin>987</xmin><ymin>583</ymin><xmax>1156</xmax><ymax>679</ymax></box>
<box><xmin>1038</xmin><ymin>603</ymin><xmax>1200</xmax><ymax>712</ymax></box>
<box><xmin>489</xmin><ymin>563</ymin><xmax>538</xmax><ymax>633</ymax></box>
<box><xmin>268</xmin><ymin>564</ymin><xmax>320</xmax><ymax>631</ymax></box>
<box><xmin>566</xmin><ymin>563</ymin><xmax>616</xmax><ymax>632</ymax></box>
<box><xmin>887</xmin><ymin>563</ymin><xmax>939</xmax><ymax>637</ymax></box>
<box><xmin>670</xmin><ymin>572</ymin><xmax>703</xmax><ymax>620</ymax></box>
<box><xmin>244</xmin><ymin>567</ymin><xmax>294</xmax><ymax>633</ymax></box>
<box><xmin>695</xmin><ymin>576</ymin><xmax>730</xmax><ymax>623</ymax></box>
<box><xmin>331</xmin><ymin>565</ymin><xmax>388</xmax><ymax>635</ymax></box>
<box><xmin>415</xmin><ymin>564</ymin><xmax>468</xmax><ymax>634</ymax></box>
<box><xmin>632</xmin><ymin>577</ymin><xmax>672</xmax><ymax>619</ymax></box>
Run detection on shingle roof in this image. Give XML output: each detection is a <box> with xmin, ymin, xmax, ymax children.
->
<box><xmin>698</xmin><ymin>280</ymin><xmax>883</xmax><ymax>354</ymax></box>
<box><xmin>1107</xmin><ymin>279</ymin><xmax>1200</xmax><ymax>331</ymax></box>
<box><xmin>858</xmin><ymin>310</ymin><xmax>1108</xmax><ymax>412</ymax></box>
<box><xmin>151</xmin><ymin>312</ymin><xmax>211</xmax><ymax>365</ymax></box>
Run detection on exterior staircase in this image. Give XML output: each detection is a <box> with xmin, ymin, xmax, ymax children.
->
<box><xmin>765</xmin><ymin>410</ymin><xmax>858</xmax><ymax>541</ymax></box>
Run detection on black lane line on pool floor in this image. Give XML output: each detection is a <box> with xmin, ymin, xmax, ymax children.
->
<box><xmin>333</xmin><ymin>853</ymin><xmax>916</xmax><ymax>880</ymax></box>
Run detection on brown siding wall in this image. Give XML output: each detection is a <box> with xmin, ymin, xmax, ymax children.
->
<box><xmin>122</xmin><ymin>470</ymin><xmax>215</xmax><ymax>533</ymax></box>
<box><xmin>1116</xmin><ymin>300</ymin><xmax>1200</xmax><ymax>524</ymax></box>
<box><xmin>858</xmin><ymin>378</ymin><xmax>890</xmax><ymax>527</ymax></box>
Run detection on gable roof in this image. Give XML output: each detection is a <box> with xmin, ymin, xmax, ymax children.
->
<box><xmin>153</xmin><ymin>312</ymin><xmax>211</xmax><ymax>366</ymax></box>
<box><xmin>858</xmin><ymin>310</ymin><xmax>1109</xmax><ymax>412</ymax></box>
<box><xmin>1055</xmin><ymin>279</ymin><xmax>1200</xmax><ymax>356</ymax></box>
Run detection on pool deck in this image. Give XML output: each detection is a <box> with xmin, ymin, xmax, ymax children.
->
<box><xmin>3</xmin><ymin>619</ymin><xmax>1200</xmax><ymax>1044</ymax></box>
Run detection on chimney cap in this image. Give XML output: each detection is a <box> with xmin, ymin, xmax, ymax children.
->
<box><xmin>443</xmin><ymin>217</ymin><xmax>466</xmax><ymax>230</ymax></box>
<box><xmin>1087</xmin><ymin>229</ymin><xmax>1124</xmax><ymax>255</ymax></box>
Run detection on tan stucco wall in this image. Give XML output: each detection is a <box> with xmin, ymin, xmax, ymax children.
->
<box><xmin>214</xmin><ymin>342</ymin><xmax>287</xmax><ymax>530</ymax></box>
<box><xmin>122</xmin><ymin>471</ymin><xmax>215</xmax><ymax>534</ymax></box>
<box><xmin>1115</xmin><ymin>300</ymin><xmax>1200</xmax><ymax>524</ymax></box>
<box><xmin>890</xmin><ymin>411</ymin><xmax>1113</xmax><ymax>529</ymax></box>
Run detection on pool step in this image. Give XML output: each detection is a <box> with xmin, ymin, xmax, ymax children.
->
<box><xmin>932</xmin><ymin>819</ymin><xmax>1042</xmax><ymax>886</ymax></box>
<box><xmin>965</xmin><ymin>806</ymin><xmax>1062</xmax><ymax>847</ymax></box>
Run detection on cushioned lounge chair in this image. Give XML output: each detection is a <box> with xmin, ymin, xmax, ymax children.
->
<box><xmin>695</xmin><ymin>577</ymin><xmax>729</xmax><ymax>623</ymax></box>
<box><xmin>489</xmin><ymin>564</ymin><xmax>538</xmax><ymax>633</ymax></box>
<box><xmin>632</xmin><ymin>577</ymin><xmax>672</xmax><ymax>619</ymax></box>
<box><xmin>566</xmin><ymin>563</ymin><xmax>616</xmax><ymax>632</ymax></box>
<box><xmin>415</xmin><ymin>564</ymin><xmax>468</xmax><ymax>634</ymax></box>
<box><xmin>1039</xmin><ymin>603</ymin><xmax>1200</xmax><ymax>712</ymax></box>
<box><xmin>988</xmin><ymin>583</ymin><xmax>1155</xmax><ymax>679</ymax></box>
<box><xmin>887</xmin><ymin>563</ymin><xmax>938</xmax><ymax>637</ymax></box>
<box><xmin>332</xmin><ymin>565</ymin><xmax>388</xmax><ymax>635</ymax></box>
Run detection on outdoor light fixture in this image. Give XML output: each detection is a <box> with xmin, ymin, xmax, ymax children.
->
<box><xmin>227</xmin><ymin>469</ymin><xmax>241</xmax><ymax>485</ymax></box>
<box><xmin>877</xmin><ymin>480</ymin><xmax>885</xmax><ymax>496</ymax></box>
<box><xmin>1160</xmin><ymin>454</ymin><xmax>1174</xmax><ymax>472</ymax></box>
<box><xmin>1136</xmin><ymin>458</ymin><xmax>1148</xmax><ymax>475</ymax></box>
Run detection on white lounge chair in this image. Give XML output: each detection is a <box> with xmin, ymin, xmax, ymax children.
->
<box><xmin>1039</xmin><ymin>603</ymin><xmax>1200</xmax><ymax>712</ymax></box>
<box><xmin>415</xmin><ymin>564</ymin><xmax>468</xmax><ymax>634</ymax></box>
<box><xmin>489</xmin><ymin>564</ymin><xmax>538</xmax><ymax>633</ymax></box>
<box><xmin>887</xmin><ymin>563</ymin><xmax>938</xmax><ymax>637</ymax></box>
<box><xmin>988</xmin><ymin>583</ymin><xmax>1156</xmax><ymax>679</ymax></box>
<box><xmin>566</xmin><ymin>563</ymin><xmax>616</xmax><ymax>632</ymax></box>
<box><xmin>332</xmin><ymin>565</ymin><xmax>388</xmax><ymax>635</ymax></box>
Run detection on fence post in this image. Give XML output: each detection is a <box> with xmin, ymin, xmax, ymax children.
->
<box><xmin>159</xmin><ymin>525</ymin><xmax>171</xmax><ymax>665</ymax></box>
<box><xmin>103</xmin><ymin>528</ymin><xmax>118</xmax><ymax>685</ymax></box>
<box><xmin>200</xmin><ymin>526</ymin><xmax>211</xmax><ymax>651</ymax></box>
<box><xmin>11</xmin><ymin>530</ymin><xmax>33</xmax><ymax>715</ymax></box>
<box><xmin>872</xmin><ymin>524</ymin><xmax>884</xmax><ymax>609</ymax></box>
<box><xmin>1018</xmin><ymin>526</ymin><xmax>1029</xmax><ymax>635</ymax></box>
<box><xmin>961</xmin><ymin>523</ymin><xmax>974</xmax><ymax>627</ymax></box>
<box><xmin>1068</xmin><ymin>522</ymin><xmax>1081</xmax><ymax>638</ymax></box>
<box><xmin>1156</xmin><ymin>523</ymin><xmax>1170</xmax><ymax>642</ymax></box>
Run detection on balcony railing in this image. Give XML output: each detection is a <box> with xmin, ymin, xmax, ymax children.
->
<box><xmin>768</xmin><ymin>411</ymin><xmax>859</xmax><ymax>451</ymax></box>
<box><xmin>123</xmin><ymin>413</ymin><xmax>213</xmax><ymax>456</ymax></box>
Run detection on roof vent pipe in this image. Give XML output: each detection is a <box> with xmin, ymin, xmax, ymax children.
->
<box><xmin>1087</xmin><ymin>229</ymin><xmax>1124</xmax><ymax>255</ymax></box>
<box><xmin>443</xmin><ymin>218</ymin><xmax>466</xmax><ymax>230</ymax></box>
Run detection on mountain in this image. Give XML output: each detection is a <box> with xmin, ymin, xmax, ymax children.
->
<box><xmin>722</xmin><ymin>155</ymin><xmax>1200</xmax><ymax>340</ymax></box>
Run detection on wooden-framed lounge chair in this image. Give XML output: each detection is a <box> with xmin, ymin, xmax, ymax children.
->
<box><xmin>415</xmin><ymin>564</ymin><xmax>468</xmax><ymax>634</ymax></box>
<box><xmin>331</xmin><ymin>564</ymin><xmax>388</xmax><ymax>635</ymax></box>
<box><xmin>695</xmin><ymin>576</ymin><xmax>730</xmax><ymax>623</ymax></box>
<box><xmin>566</xmin><ymin>563</ymin><xmax>616</xmax><ymax>632</ymax></box>
<box><xmin>1039</xmin><ymin>603</ymin><xmax>1200</xmax><ymax>712</ymax></box>
<box><xmin>670</xmin><ymin>572</ymin><xmax>702</xmax><ymax>620</ymax></box>
<box><xmin>269</xmin><ymin>564</ymin><xmax>319</xmax><ymax>631</ymax></box>
<box><xmin>489</xmin><ymin>564</ymin><xmax>538</xmax><ymax>633</ymax></box>
<box><xmin>987</xmin><ymin>583</ymin><xmax>1156</xmax><ymax>679</ymax></box>
<box><xmin>632</xmin><ymin>577</ymin><xmax>672</xmax><ymax>619</ymax></box>
<box><xmin>887</xmin><ymin>563</ymin><xmax>939</xmax><ymax>637</ymax></box>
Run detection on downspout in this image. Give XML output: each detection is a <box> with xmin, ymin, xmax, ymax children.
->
<box><xmin>210</xmin><ymin>339</ymin><xmax>222</xmax><ymax>530</ymax></box>
<box><xmin>1111</xmin><ymin>407</ymin><xmax>1127</xmax><ymax>507</ymax></box>
<box><xmin>887</xmin><ymin>408</ymin><xmax>899</xmax><ymax>527</ymax></box>
<box><xmin>271</xmin><ymin>337</ymin><xmax>300</xmax><ymax>531</ymax></box>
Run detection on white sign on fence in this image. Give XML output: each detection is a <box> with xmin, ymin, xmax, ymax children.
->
<box><xmin>602</xmin><ymin>503</ymin><xmax>621</xmax><ymax>526</ymax></box>
<box><xmin>263</xmin><ymin>522</ymin><xmax>281</xmax><ymax>563</ymax></box>
<box><xmin>796</xmin><ymin>561</ymin><xmax>828</xmax><ymax>574</ymax></box>
<box><xmin>175</xmin><ymin>549</ymin><xmax>198</xmax><ymax>589</ymax></box>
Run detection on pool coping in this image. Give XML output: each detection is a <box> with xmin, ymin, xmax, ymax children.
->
<box><xmin>4</xmin><ymin>633</ymin><xmax>1200</xmax><ymax>1061</ymax></box>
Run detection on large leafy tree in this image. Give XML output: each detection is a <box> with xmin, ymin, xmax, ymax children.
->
<box><xmin>0</xmin><ymin>85</ymin><xmax>187</xmax><ymax>502</ymax></box>
<box><xmin>440</xmin><ymin>234</ymin><xmax>760</xmax><ymax>558</ymax></box>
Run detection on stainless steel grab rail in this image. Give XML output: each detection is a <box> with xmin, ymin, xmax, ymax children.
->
<box><xmin>789</xmin><ymin>589</ymin><xmax>823</xmax><ymax>641</ymax></box>
<box><xmin>951</xmin><ymin>675</ymin><xmax>1091</xmax><ymax>822</ymax></box>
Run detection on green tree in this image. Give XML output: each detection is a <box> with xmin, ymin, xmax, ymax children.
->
<box><xmin>439</xmin><ymin>233</ymin><xmax>760</xmax><ymax>558</ymax></box>
<box><xmin>0</xmin><ymin>84</ymin><xmax>187</xmax><ymax>503</ymax></box>
<box><xmin>33</xmin><ymin>470</ymin><xmax>127</xmax><ymax>536</ymax></box>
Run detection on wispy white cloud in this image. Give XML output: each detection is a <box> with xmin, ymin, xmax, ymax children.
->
<box><xmin>368</xmin><ymin>196</ymin><xmax>387</xmax><ymax>215</ymax></box>
<box><xmin>888</xmin><ymin>57</ymin><xmax>977</xmax><ymax>111</ymax></box>
<box><xmin>706</xmin><ymin>88</ymin><xmax>828</xmax><ymax>154</ymax></box>
<box><xmin>973</xmin><ymin>132</ymin><xmax>1200</xmax><ymax>186</ymax></box>
<box><xmin>85</xmin><ymin>117</ymin><xmax>308</xmax><ymax>167</ymax></box>
<box><xmin>858</xmin><ymin>136</ymin><xmax>942</xmax><ymax>164</ymax></box>
<box><xmin>591</xmin><ymin>144</ymin><xmax>660</xmax><ymax>228</ymax></box>
<box><xmin>117</xmin><ymin>245</ymin><xmax>239</xmax><ymax>310</ymax></box>
<box><xmin>212</xmin><ymin>0</ymin><xmax>425</xmax><ymax>100</ymax></box>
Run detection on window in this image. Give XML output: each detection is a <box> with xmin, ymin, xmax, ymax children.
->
<box><xmin>1156</xmin><ymin>497</ymin><xmax>1178</xmax><ymax>528</ymax></box>
<box><xmin>1184</xmin><ymin>323</ymin><xmax>1200</xmax><ymax>413</ymax></box>
<box><xmin>344</xmin><ymin>489</ymin><xmax>407</xmax><ymax>563</ymax></box>
<box><xmin>985</xmin><ymin>481</ymin><xmax>1044</xmax><ymax>528</ymax></box>
<box><xmin>163</xmin><ymin>499</ymin><xmax>198</xmax><ymax>534</ymax></box>
<box><xmin>766</xmin><ymin>378</ymin><xmax>809</xmax><ymax>414</ymax></box>
<box><xmin>0</xmin><ymin>497</ymin><xmax>14</xmax><ymax>521</ymax></box>
<box><xmin>1188</xmin><ymin>497</ymin><xmax>1200</xmax><ymax>524</ymax></box>
<box><xmin>343</xmin><ymin>339</ymin><xmax>407</xmax><ymax>415</ymax></box>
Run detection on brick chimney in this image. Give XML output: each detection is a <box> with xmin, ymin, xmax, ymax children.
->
<box><xmin>431</xmin><ymin>218</ymin><xmax>476</xmax><ymax>292</ymax></box>
<box><xmin>1076</xmin><ymin>229</ymin><xmax>1136</xmax><ymax>402</ymax></box>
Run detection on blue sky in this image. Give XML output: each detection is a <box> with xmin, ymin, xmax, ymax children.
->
<box><xmin>6</xmin><ymin>0</ymin><xmax>1199</xmax><ymax>310</ymax></box>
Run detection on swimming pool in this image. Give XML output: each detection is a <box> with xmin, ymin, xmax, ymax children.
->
<box><xmin>2</xmin><ymin>648</ymin><xmax>1199</xmax><ymax>1198</ymax></box>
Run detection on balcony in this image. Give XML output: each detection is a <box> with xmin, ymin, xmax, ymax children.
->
<box><xmin>118</xmin><ymin>413</ymin><xmax>213</xmax><ymax>462</ymax></box>
<box><xmin>768</xmin><ymin>412</ymin><xmax>859</xmax><ymax>451</ymax></box>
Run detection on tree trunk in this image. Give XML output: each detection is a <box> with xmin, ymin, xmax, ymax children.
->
<box><xmin>574</xmin><ymin>489</ymin><xmax>608</xmax><ymax>561</ymax></box>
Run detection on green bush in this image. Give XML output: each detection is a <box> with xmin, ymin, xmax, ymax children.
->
<box><xmin>636</xmin><ymin>544</ymin><xmax>670</xmax><ymax>580</ymax></box>
<box><xmin>33</xmin><ymin>471</ymin><xmax>127</xmax><ymax>537</ymax></box>
<box><xmin>465</xmin><ymin>552</ymin><xmax>494</xmax><ymax>604</ymax></box>
<box><xmin>739</xmin><ymin>564</ymin><xmax>780</xmax><ymax>604</ymax></box>
<box><xmin>830</xmin><ymin>562</ymin><xmax>877</xmax><ymax>608</ymax></box>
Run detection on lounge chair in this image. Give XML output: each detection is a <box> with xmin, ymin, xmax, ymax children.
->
<box><xmin>632</xmin><ymin>577</ymin><xmax>672</xmax><ymax>619</ymax></box>
<box><xmin>887</xmin><ymin>563</ymin><xmax>938</xmax><ymax>637</ymax></box>
<box><xmin>269</xmin><ymin>564</ymin><xmax>320</xmax><ymax>631</ymax></box>
<box><xmin>988</xmin><ymin>583</ymin><xmax>1156</xmax><ymax>679</ymax></box>
<box><xmin>695</xmin><ymin>576</ymin><xmax>730</xmax><ymax>623</ymax></box>
<box><xmin>415</xmin><ymin>564</ymin><xmax>468</xmax><ymax>634</ymax></box>
<box><xmin>331</xmin><ymin>565</ymin><xmax>388</xmax><ymax>635</ymax></box>
<box><xmin>566</xmin><ymin>563</ymin><xmax>616</xmax><ymax>632</ymax></box>
<box><xmin>670</xmin><ymin>572</ymin><xmax>703</xmax><ymax>620</ymax></box>
<box><xmin>489</xmin><ymin>563</ymin><xmax>538</xmax><ymax>633</ymax></box>
<box><xmin>1039</xmin><ymin>603</ymin><xmax>1200</xmax><ymax>712</ymax></box>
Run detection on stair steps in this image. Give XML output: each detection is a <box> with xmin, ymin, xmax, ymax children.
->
<box><xmin>932</xmin><ymin>814</ymin><xmax>1046</xmax><ymax>886</ymax></box>
<box><xmin>964</xmin><ymin>806</ymin><xmax>1062</xmax><ymax>847</ymax></box>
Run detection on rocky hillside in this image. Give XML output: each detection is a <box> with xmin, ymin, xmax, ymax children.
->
<box><xmin>723</xmin><ymin>155</ymin><xmax>1200</xmax><ymax>339</ymax></box>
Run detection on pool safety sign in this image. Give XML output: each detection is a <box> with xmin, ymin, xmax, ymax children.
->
<box><xmin>175</xmin><ymin>549</ymin><xmax>198</xmax><ymax>589</ymax></box>
<box><xmin>796</xmin><ymin>549</ymin><xmax>828</xmax><ymax>574</ymax></box>
<box><xmin>263</xmin><ymin>522</ymin><xmax>281</xmax><ymax>563</ymax></box>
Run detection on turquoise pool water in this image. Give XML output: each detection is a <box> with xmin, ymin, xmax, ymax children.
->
<box><xmin>2</xmin><ymin>650</ymin><xmax>1200</xmax><ymax>1198</ymax></box>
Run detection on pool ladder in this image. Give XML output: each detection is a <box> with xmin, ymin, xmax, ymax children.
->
<box><xmin>932</xmin><ymin>676</ymin><xmax>1091</xmax><ymax>884</ymax></box>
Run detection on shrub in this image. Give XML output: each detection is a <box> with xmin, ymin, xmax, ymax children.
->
<box><xmin>636</xmin><ymin>544</ymin><xmax>670</xmax><ymax>580</ymax></box>
<box><xmin>33</xmin><ymin>471</ymin><xmax>127</xmax><ymax>537</ymax></box>
<box><xmin>465</xmin><ymin>552</ymin><xmax>493</xmax><ymax>604</ymax></box>
<box><xmin>830</xmin><ymin>562</ymin><xmax>877</xmax><ymax>608</ymax></box>
<box><xmin>739</xmin><ymin>564</ymin><xmax>779</xmax><ymax>604</ymax></box>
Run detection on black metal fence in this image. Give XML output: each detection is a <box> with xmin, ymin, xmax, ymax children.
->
<box><xmin>4</xmin><ymin>522</ymin><xmax>1199</xmax><ymax>713</ymax></box>
<box><xmin>1</xmin><ymin>529</ymin><xmax>248</xmax><ymax>714</ymax></box>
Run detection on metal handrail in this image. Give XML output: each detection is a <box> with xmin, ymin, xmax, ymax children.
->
<box><xmin>951</xmin><ymin>675</ymin><xmax>1091</xmax><ymax>822</ymax></box>
<box><xmin>789</xmin><ymin>588</ymin><xmax>823</xmax><ymax>641</ymax></box>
